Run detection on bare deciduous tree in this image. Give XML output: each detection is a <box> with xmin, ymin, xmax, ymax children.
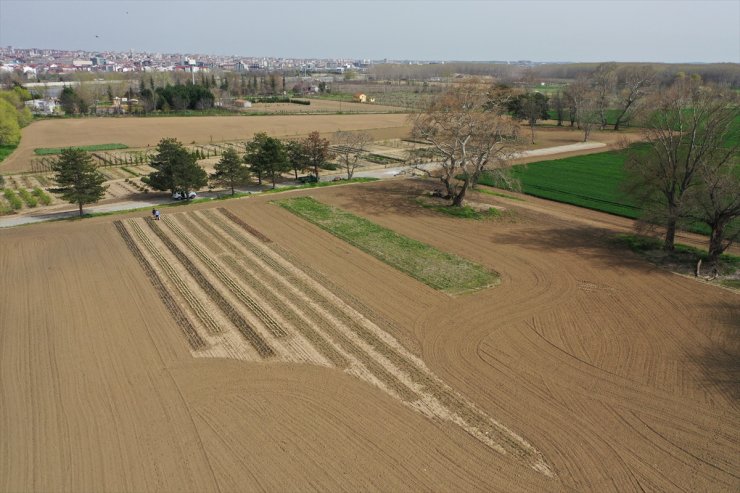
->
<box><xmin>334</xmin><ymin>131</ymin><xmax>372</xmax><ymax>180</ymax></box>
<box><xmin>625</xmin><ymin>76</ymin><xmax>738</xmax><ymax>251</ymax></box>
<box><xmin>302</xmin><ymin>131</ymin><xmax>333</xmax><ymax>180</ymax></box>
<box><xmin>687</xmin><ymin>144</ymin><xmax>740</xmax><ymax>264</ymax></box>
<box><xmin>592</xmin><ymin>62</ymin><xmax>617</xmax><ymax>130</ymax></box>
<box><xmin>411</xmin><ymin>80</ymin><xmax>520</xmax><ymax>207</ymax></box>
<box><xmin>567</xmin><ymin>77</ymin><xmax>599</xmax><ymax>141</ymax></box>
<box><xmin>613</xmin><ymin>65</ymin><xmax>656</xmax><ymax>131</ymax></box>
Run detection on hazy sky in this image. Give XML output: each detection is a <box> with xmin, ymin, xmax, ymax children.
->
<box><xmin>1</xmin><ymin>0</ymin><xmax>738</xmax><ymax>62</ymax></box>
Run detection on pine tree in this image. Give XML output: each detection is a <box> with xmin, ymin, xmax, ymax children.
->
<box><xmin>210</xmin><ymin>147</ymin><xmax>250</xmax><ymax>195</ymax></box>
<box><xmin>51</xmin><ymin>148</ymin><xmax>108</xmax><ymax>216</ymax></box>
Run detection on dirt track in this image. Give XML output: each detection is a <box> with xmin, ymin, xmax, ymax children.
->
<box><xmin>1</xmin><ymin>179</ymin><xmax>737</xmax><ymax>491</ymax></box>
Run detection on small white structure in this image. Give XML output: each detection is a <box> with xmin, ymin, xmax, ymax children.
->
<box><xmin>25</xmin><ymin>99</ymin><xmax>57</xmax><ymax>115</ymax></box>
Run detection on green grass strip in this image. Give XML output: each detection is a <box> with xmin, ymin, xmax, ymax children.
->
<box><xmin>276</xmin><ymin>196</ymin><xmax>499</xmax><ymax>294</ymax></box>
<box><xmin>34</xmin><ymin>143</ymin><xmax>129</xmax><ymax>155</ymax></box>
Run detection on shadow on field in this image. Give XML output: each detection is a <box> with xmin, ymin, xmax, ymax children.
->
<box><xmin>694</xmin><ymin>302</ymin><xmax>740</xmax><ymax>402</ymax></box>
<box><xmin>322</xmin><ymin>179</ymin><xmax>440</xmax><ymax>218</ymax></box>
<box><xmin>492</xmin><ymin>223</ymin><xmax>658</xmax><ymax>272</ymax></box>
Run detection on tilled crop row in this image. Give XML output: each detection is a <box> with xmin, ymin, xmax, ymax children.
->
<box><xmin>205</xmin><ymin>210</ymin><xmax>418</xmax><ymax>401</ymax></box>
<box><xmin>209</xmin><ymin>208</ymin><xmax>537</xmax><ymax>462</ymax></box>
<box><xmin>113</xmin><ymin>221</ymin><xmax>206</xmax><ymax>350</ymax></box>
<box><xmin>128</xmin><ymin>220</ymin><xmax>222</xmax><ymax>336</ymax></box>
<box><xmin>145</xmin><ymin>219</ymin><xmax>275</xmax><ymax>358</ymax></box>
<box><xmin>273</xmin><ymin>243</ymin><xmax>422</xmax><ymax>355</ymax></box>
<box><xmin>218</xmin><ymin>207</ymin><xmax>273</xmax><ymax>243</ymax></box>
<box><xmin>221</xmin><ymin>255</ymin><xmax>349</xmax><ymax>369</ymax></box>
<box><xmin>189</xmin><ymin>211</ymin><xmax>349</xmax><ymax>368</ymax></box>
<box><xmin>163</xmin><ymin>215</ymin><xmax>287</xmax><ymax>339</ymax></box>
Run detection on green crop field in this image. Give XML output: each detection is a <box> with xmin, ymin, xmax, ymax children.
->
<box><xmin>479</xmin><ymin>148</ymin><xmax>642</xmax><ymax>219</ymax></box>
<box><xmin>34</xmin><ymin>143</ymin><xmax>129</xmax><ymax>155</ymax></box>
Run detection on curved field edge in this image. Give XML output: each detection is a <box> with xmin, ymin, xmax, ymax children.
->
<box><xmin>274</xmin><ymin>196</ymin><xmax>499</xmax><ymax>294</ymax></box>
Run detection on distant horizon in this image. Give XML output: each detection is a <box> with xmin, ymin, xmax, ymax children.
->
<box><xmin>1</xmin><ymin>1</ymin><xmax>738</xmax><ymax>63</ymax></box>
<box><xmin>3</xmin><ymin>44</ymin><xmax>739</xmax><ymax>67</ymax></box>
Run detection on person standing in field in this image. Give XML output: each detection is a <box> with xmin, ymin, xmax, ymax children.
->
<box><xmin>155</xmin><ymin>209</ymin><xmax>160</xmax><ymax>221</ymax></box>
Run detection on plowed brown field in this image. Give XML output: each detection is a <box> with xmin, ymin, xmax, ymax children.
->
<box><xmin>1</xmin><ymin>113</ymin><xmax>410</xmax><ymax>173</ymax></box>
<box><xmin>1</xmin><ymin>179</ymin><xmax>737</xmax><ymax>492</ymax></box>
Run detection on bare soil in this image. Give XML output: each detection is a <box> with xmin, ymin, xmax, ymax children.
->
<box><xmin>1</xmin><ymin>173</ymin><xmax>737</xmax><ymax>492</ymax></box>
<box><xmin>1</xmin><ymin>114</ymin><xmax>411</xmax><ymax>174</ymax></box>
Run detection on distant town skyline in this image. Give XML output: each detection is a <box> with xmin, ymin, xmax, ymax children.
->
<box><xmin>1</xmin><ymin>0</ymin><xmax>739</xmax><ymax>63</ymax></box>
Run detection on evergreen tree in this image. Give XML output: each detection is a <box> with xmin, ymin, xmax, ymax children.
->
<box><xmin>210</xmin><ymin>147</ymin><xmax>250</xmax><ymax>195</ymax></box>
<box><xmin>145</xmin><ymin>138</ymin><xmax>207</xmax><ymax>198</ymax></box>
<box><xmin>51</xmin><ymin>148</ymin><xmax>108</xmax><ymax>216</ymax></box>
<box><xmin>245</xmin><ymin>133</ymin><xmax>289</xmax><ymax>188</ymax></box>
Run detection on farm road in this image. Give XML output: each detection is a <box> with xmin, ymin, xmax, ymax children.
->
<box><xmin>0</xmin><ymin>141</ymin><xmax>608</xmax><ymax>229</ymax></box>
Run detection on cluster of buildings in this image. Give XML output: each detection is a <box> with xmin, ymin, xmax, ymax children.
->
<box><xmin>0</xmin><ymin>46</ymin><xmax>377</xmax><ymax>80</ymax></box>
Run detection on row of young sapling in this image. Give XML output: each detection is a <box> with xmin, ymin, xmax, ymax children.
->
<box><xmin>123</xmin><ymin>177</ymin><xmax>150</xmax><ymax>194</ymax></box>
<box><xmin>0</xmin><ymin>187</ymin><xmax>52</xmax><ymax>213</ymax></box>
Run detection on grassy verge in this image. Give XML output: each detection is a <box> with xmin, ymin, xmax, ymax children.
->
<box><xmin>615</xmin><ymin>233</ymin><xmax>739</xmax><ymax>287</ymax></box>
<box><xmin>34</xmin><ymin>143</ymin><xmax>129</xmax><ymax>155</ymax></box>
<box><xmin>276</xmin><ymin>196</ymin><xmax>498</xmax><ymax>294</ymax></box>
<box><xmin>476</xmin><ymin>187</ymin><xmax>525</xmax><ymax>201</ymax></box>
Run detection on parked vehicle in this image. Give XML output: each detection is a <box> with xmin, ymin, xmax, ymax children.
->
<box><xmin>298</xmin><ymin>174</ymin><xmax>318</xmax><ymax>184</ymax></box>
<box><xmin>172</xmin><ymin>191</ymin><xmax>197</xmax><ymax>200</ymax></box>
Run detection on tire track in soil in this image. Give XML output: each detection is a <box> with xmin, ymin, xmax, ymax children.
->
<box><xmin>127</xmin><ymin>219</ymin><xmax>222</xmax><ymax>337</ymax></box>
<box><xmin>113</xmin><ymin>220</ymin><xmax>206</xmax><ymax>350</ymax></box>
<box><xmin>144</xmin><ymin>219</ymin><xmax>275</xmax><ymax>359</ymax></box>
<box><xmin>207</xmin><ymin>207</ymin><xmax>554</xmax><ymax>477</ymax></box>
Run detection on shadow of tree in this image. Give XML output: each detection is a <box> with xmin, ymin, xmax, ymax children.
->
<box><xmin>695</xmin><ymin>302</ymin><xmax>740</xmax><ymax>402</ymax></box>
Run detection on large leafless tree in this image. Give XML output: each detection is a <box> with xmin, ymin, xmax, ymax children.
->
<box><xmin>302</xmin><ymin>131</ymin><xmax>333</xmax><ymax>180</ymax></box>
<box><xmin>567</xmin><ymin>76</ymin><xmax>599</xmax><ymax>142</ymax></box>
<box><xmin>612</xmin><ymin>65</ymin><xmax>656</xmax><ymax>131</ymax></box>
<box><xmin>687</xmin><ymin>140</ymin><xmax>739</xmax><ymax>264</ymax></box>
<box><xmin>625</xmin><ymin>76</ymin><xmax>738</xmax><ymax>252</ymax></box>
<box><xmin>411</xmin><ymin>80</ymin><xmax>520</xmax><ymax>207</ymax></box>
<box><xmin>592</xmin><ymin>62</ymin><xmax>617</xmax><ymax>130</ymax></box>
<box><xmin>333</xmin><ymin>131</ymin><xmax>372</xmax><ymax>179</ymax></box>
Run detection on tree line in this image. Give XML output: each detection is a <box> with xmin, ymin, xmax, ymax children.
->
<box><xmin>47</xmin><ymin>128</ymin><xmax>374</xmax><ymax>215</ymax></box>
<box><xmin>0</xmin><ymin>85</ymin><xmax>33</xmax><ymax>146</ymax></box>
